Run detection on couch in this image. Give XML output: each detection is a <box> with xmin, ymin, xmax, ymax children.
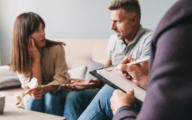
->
<box><xmin>0</xmin><ymin>39</ymin><xmax>109</xmax><ymax>108</ymax></box>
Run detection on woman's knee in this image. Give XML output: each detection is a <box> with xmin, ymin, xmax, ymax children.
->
<box><xmin>44</xmin><ymin>91</ymin><xmax>68</xmax><ymax>105</ymax></box>
<box><xmin>26</xmin><ymin>96</ymin><xmax>44</xmax><ymax>111</ymax></box>
<box><xmin>44</xmin><ymin>92</ymin><xmax>59</xmax><ymax>105</ymax></box>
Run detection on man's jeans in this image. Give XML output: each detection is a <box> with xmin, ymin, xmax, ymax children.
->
<box><xmin>26</xmin><ymin>90</ymin><xmax>69</xmax><ymax>116</ymax></box>
<box><xmin>78</xmin><ymin>85</ymin><xmax>114</xmax><ymax>120</ymax></box>
<box><xmin>63</xmin><ymin>91</ymin><xmax>97</xmax><ymax>120</ymax></box>
<box><xmin>78</xmin><ymin>85</ymin><xmax>141</xmax><ymax>120</ymax></box>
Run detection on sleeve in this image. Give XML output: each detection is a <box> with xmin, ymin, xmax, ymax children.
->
<box><xmin>48</xmin><ymin>45</ymin><xmax>70</xmax><ymax>93</ymax></box>
<box><xmin>135</xmin><ymin>20</ymin><xmax>192</xmax><ymax>119</ymax></box>
<box><xmin>107</xmin><ymin>34</ymin><xmax>115</xmax><ymax>60</ymax></box>
<box><xmin>113</xmin><ymin>106</ymin><xmax>137</xmax><ymax>120</ymax></box>
<box><xmin>16</xmin><ymin>72</ymin><xmax>30</xmax><ymax>90</ymax></box>
<box><xmin>139</xmin><ymin>33</ymin><xmax>153</xmax><ymax>59</ymax></box>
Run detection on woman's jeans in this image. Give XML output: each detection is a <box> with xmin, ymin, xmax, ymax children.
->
<box><xmin>26</xmin><ymin>90</ymin><xmax>97</xmax><ymax>120</ymax></box>
<box><xmin>26</xmin><ymin>90</ymin><xmax>69</xmax><ymax>116</ymax></box>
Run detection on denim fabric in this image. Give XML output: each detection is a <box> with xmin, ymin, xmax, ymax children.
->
<box><xmin>78</xmin><ymin>85</ymin><xmax>141</xmax><ymax>120</ymax></box>
<box><xmin>78</xmin><ymin>85</ymin><xmax>114</xmax><ymax>120</ymax></box>
<box><xmin>63</xmin><ymin>91</ymin><xmax>97</xmax><ymax>120</ymax></box>
<box><xmin>26</xmin><ymin>90</ymin><xmax>69</xmax><ymax>116</ymax></box>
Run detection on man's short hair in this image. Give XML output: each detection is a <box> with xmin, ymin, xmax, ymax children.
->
<box><xmin>107</xmin><ymin>0</ymin><xmax>141</xmax><ymax>22</ymax></box>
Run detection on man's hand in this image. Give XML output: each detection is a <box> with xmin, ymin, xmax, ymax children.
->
<box><xmin>110</xmin><ymin>89</ymin><xmax>135</xmax><ymax>115</ymax></box>
<box><xmin>61</xmin><ymin>78</ymin><xmax>100</xmax><ymax>90</ymax></box>
<box><xmin>25</xmin><ymin>86</ymin><xmax>44</xmax><ymax>99</ymax></box>
<box><xmin>117</xmin><ymin>57</ymin><xmax>149</xmax><ymax>90</ymax></box>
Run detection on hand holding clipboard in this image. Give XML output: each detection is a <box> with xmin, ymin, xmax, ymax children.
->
<box><xmin>89</xmin><ymin>56</ymin><xmax>150</xmax><ymax>105</ymax></box>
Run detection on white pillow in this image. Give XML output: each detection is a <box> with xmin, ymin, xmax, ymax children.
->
<box><xmin>0</xmin><ymin>65</ymin><xmax>20</xmax><ymax>89</ymax></box>
<box><xmin>68</xmin><ymin>65</ymin><xmax>87</xmax><ymax>80</ymax></box>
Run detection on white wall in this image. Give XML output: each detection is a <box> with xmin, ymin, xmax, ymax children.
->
<box><xmin>0</xmin><ymin>0</ymin><xmax>178</xmax><ymax>65</ymax></box>
<box><xmin>140</xmin><ymin>0</ymin><xmax>178</xmax><ymax>30</ymax></box>
<box><xmin>0</xmin><ymin>10</ymin><xmax>1</xmax><ymax>65</ymax></box>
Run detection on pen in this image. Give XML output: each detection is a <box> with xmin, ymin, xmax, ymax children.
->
<box><xmin>104</xmin><ymin>56</ymin><xmax>150</xmax><ymax>72</ymax></box>
<box><xmin>116</xmin><ymin>56</ymin><xmax>150</xmax><ymax>69</ymax></box>
<box><xmin>125</xmin><ymin>56</ymin><xmax>150</xmax><ymax>65</ymax></box>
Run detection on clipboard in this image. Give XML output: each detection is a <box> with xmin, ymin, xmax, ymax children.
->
<box><xmin>89</xmin><ymin>66</ymin><xmax>146</xmax><ymax>105</ymax></box>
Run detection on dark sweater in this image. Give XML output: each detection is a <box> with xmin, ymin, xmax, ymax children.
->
<box><xmin>113</xmin><ymin>0</ymin><xmax>192</xmax><ymax>120</ymax></box>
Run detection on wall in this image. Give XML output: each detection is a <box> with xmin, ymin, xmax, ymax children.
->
<box><xmin>0</xmin><ymin>0</ymin><xmax>178</xmax><ymax>65</ymax></box>
<box><xmin>0</xmin><ymin>6</ymin><xmax>1</xmax><ymax>65</ymax></box>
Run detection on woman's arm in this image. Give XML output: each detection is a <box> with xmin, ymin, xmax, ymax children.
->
<box><xmin>42</xmin><ymin>85</ymin><xmax>58</xmax><ymax>93</ymax></box>
<box><xmin>31</xmin><ymin>60</ymin><xmax>42</xmax><ymax>85</ymax></box>
<box><xmin>29</xmin><ymin>39</ymin><xmax>42</xmax><ymax>85</ymax></box>
<box><xmin>26</xmin><ymin>44</ymin><xmax>69</xmax><ymax>98</ymax></box>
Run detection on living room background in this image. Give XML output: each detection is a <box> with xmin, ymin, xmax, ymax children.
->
<box><xmin>0</xmin><ymin>0</ymin><xmax>177</xmax><ymax>66</ymax></box>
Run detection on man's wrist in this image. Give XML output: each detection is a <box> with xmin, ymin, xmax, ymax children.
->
<box><xmin>113</xmin><ymin>106</ymin><xmax>135</xmax><ymax>118</ymax></box>
<box><xmin>92</xmin><ymin>78</ymin><xmax>100</xmax><ymax>88</ymax></box>
<box><xmin>140</xmin><ymin>74</ymin><xmax>149</xmax><ymax>90</ymax></box>
<box><xmin>98</xmin><ymin>80</ymin><xmax>104</xmax><ymax>89</ymax></box>
<box><xmin>92</xmin><ymin>78</ymin><xmax>103</xmax><ymax>88</ymax></box>
<box><xmin>117</xmin><ymin>102</ymin><xmax>133</xmax><ymax>110</ymax></box>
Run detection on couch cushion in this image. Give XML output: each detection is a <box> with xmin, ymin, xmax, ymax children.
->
<box><xmin>52</xmin><ymin>39</ymin><xmax>108</xmax><ymax>69</ymax></box>
<box><xmin>68</xmin><ymin>65</ymin><xmax>87</xmax><ymax>80</ymax></box>
<box><xmin>0</xmin><ymin>65</ymin><xmax>21</xmax><ymax>89</ymax></box>
<box><xmin>84</xmin><ymin>60</ymin><xmax>105</xmax><ymax>81</ymax></box>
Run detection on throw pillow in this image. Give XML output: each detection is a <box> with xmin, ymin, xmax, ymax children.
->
<box><xmin>84</xmin><ymin>60</ymin><xmax>105</xmax><ymax>81</ymax></box>
<box><xmin>84</xmin><ymin>60</ymin><xmax>105</xmax><ymax>93</ymax></box>
<box><xmin>0</xmin><ymin>65</ymin><xmax>21</xmax><ymax>89</ymax></box>
<box><xmin>68</xmin><ymin>65</ymin><xmax>87</xmax><ymax>80</ymax></box>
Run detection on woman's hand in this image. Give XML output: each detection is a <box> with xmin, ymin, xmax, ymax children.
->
<box><xmin>62</xmin><ymin>78</ymin><xmax>100</xmax><ymax>90</ymax></box>
<box><xmin>110</xmin><ymin>89</ymin><xmax>135</xmax><ymax>115</ymax></box>
<box><xmin>28</xmin><ymin>39</ymin><xmax>41</xmax><ymax>62</ymax></box>
<box><xmin>25</xmin><ymin>86</ymin><xmax>44</xmax><ymax>99</ymax></box>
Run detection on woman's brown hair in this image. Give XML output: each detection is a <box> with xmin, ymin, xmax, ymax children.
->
<box><xmin>10</xmin><ymin>12</ymin><xmax>65</xmax><ymax>74</ymax></box>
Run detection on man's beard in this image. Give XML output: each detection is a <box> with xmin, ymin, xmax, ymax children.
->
<box><xmin>117</xmin><ymin>33</ymin><xmax>125</xmax><ymax>40</ymax></box>
<box><xmin>116</xmin><ymin>32</ymin><xmax>130</xmax><ymax>40</ymax></box>
<box><xmin>115</xmin><ymin>30</ymin><xmax>124</xmax><ymax>39</ymax></box>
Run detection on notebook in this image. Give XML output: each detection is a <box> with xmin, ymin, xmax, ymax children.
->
<box><xmin>90</xmin><ymin>66</ymin><xmax>146</xmax><ymax>105</ymax></box>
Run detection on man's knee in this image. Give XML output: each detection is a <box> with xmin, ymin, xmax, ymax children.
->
<box><xmin>94</xmin><ymin>85</ymin><xmax>115</xmax><ymax>109</ymax></box>
<box><xmin>66</xmin><ymin>91</ymin><xmax>84</xmax><ymax>103</ymax></box>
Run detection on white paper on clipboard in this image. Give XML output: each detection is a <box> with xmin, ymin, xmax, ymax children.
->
<box><xmin>97</xmin><ymin>68</ymin><xmax>146</xmax><ymax>102</ymax></box>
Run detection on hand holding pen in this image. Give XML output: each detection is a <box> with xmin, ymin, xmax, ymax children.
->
<box><xmin>116</xmin><ymin>56</ymin><xmax>150</xmax><ymax>69</ymax></box>
<box><xmin>116</xmin><ymin>56</ymin><xmax>149</xmax><ymax>90</ymax></box>
<box><xmin>104</xmin><ymin>56</ymin><xmax>150</xmax><ymax>72</ymax></box>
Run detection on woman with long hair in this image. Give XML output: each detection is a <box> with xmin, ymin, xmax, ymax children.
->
<box><xmin>10</xmin><ymin>12</ymin><xmax>70</xmax><ymax>116</ymax></box>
